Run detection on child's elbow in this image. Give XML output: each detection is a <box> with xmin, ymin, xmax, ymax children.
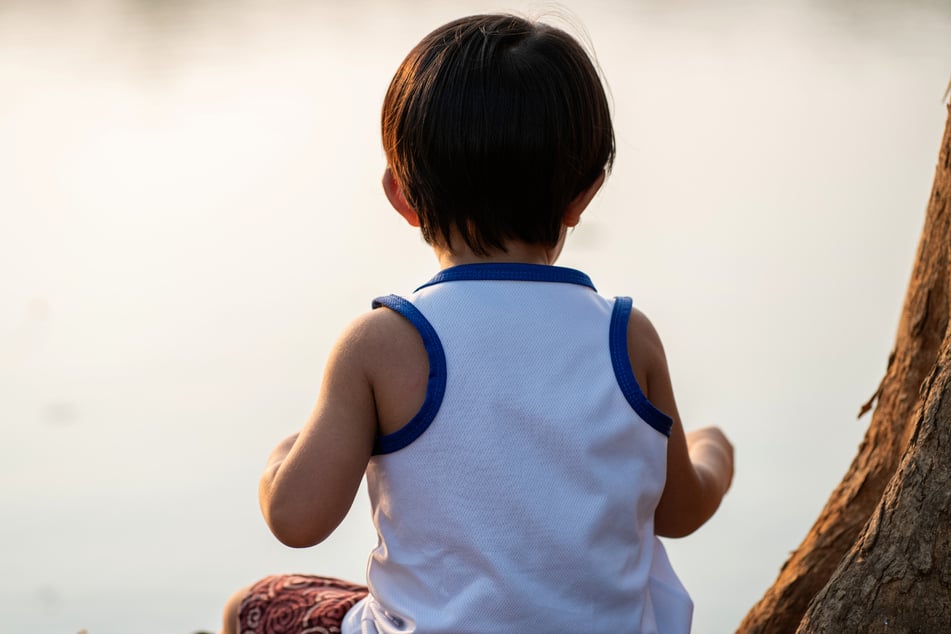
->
<box><xmin>262</xmin><ymin>501</ymin><xmax>333</xmax><ymax>549</ymax></box>
<box><xmin>654</xmin><ymin>496</ymin><xmax>721</xmax><ymax>538</ymax></box>
<box><xmin>270</xmin><ymin>523</ymin><xmax>326</xmax><ymax>549</ymax></box>
<box><xmin>655</xmin><ymin>517</ymin><xmax>703</xmax><ymax>539</ymax></box>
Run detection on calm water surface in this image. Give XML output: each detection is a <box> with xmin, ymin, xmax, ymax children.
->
<box><xmin>2</xmin><ymin>1</ymin><xmax>950</xmax><ymax>632</ymax></box>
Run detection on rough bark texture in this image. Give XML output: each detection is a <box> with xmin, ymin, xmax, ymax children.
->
<box><xmin>797</xmin><ymin>328</ymin><xmax>951</xmax><ymax>631</ymax></box>
<box><xmin>739</xmin><ymin>104</ymin><xmax>951</xmax><ymax>633</ymax></box>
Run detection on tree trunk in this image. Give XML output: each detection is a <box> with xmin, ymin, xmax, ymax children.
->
<box><xmin>739</xmin><ymin>104</ymin><xmax>951</xmax><ymax>633</ymax></box>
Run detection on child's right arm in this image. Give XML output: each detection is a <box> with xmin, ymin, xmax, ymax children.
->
<box><xmin>257</xmin><ymin>313</ymin><xmax>382</xmax><ymax>548</ymax></box>
<box><xmin>257</xmin><ymin>306</ymin><xmax>430</xmax><ymax>548</ymax></box>
<box><xmin>626</xmin><ymin>307</ymin><xmax>735</xmax><ymax>538</ymax></box>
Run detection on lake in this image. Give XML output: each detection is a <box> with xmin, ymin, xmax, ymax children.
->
<box><xmin>1</xmin><ymin>0</ymin><xmax>949</xmax><ymax>632</ymax></box>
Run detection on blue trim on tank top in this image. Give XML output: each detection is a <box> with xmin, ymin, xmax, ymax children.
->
<box><xmin>610</xmin><ymin>297</ymin><xmax>674</xmax><ymax>437</ymax></box>
<box><xmin>370</xmin><ymin>295</ymin><xmax>448</xmax><ymax>455</ymax></box>
<box><xmin>414</xmin><ymin>263</ymin><xmax>596</xmax><ymax>292</ymax></box>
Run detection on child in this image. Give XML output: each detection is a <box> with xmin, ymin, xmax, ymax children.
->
<box><xmin>222</xmin><ymin>13</ymin><xmax>733</xmax><ymax>634</ymax></box>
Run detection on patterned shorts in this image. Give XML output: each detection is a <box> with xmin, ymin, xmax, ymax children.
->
<box><xmin>238</xmin><ymin>574</ymin><xmax>369</xmax><ymax>634</ymax></box>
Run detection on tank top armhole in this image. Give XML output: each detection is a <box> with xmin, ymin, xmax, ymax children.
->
<box><xmin>610</xmin><ymin>296</ymin><xmax>674</xmax><ymax>437</ymax></box>
<box><xmin>370</xmin><ymin>294</ymin><xmax>447</xmax><ymax>454</ymax></box>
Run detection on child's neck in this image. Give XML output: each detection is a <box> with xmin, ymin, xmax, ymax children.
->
<box><xmin>436</xmin><ymin>238</ymin><xmax>564</xmax><ymax>270</ymax></box>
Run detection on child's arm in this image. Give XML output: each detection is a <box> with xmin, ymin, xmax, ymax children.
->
<box><xmin>257</xmin><ymin>313</ymin><xmax>380</xmax><ymax>548</ymax></box>
<box><xmin>627</xmin><ymin>307</ymin><xmax>735</xmax><ymax>538</ymax></box>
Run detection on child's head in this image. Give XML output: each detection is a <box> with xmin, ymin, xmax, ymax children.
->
<box><xmin>382</xmin><ymin>14</ymin><xmax>614</xmax><ymax>256</ymax></box>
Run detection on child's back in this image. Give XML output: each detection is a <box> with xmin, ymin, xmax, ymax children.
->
<box><xmin>346</xmin><ymin>266</ymin><xmax>689</xmax><ymax>632</ymax></box>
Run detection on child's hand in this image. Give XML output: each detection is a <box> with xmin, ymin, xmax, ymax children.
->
<box><xmin>685</xmin><ymin>427</ymin><xmax>734</xmax><ymax>497</ymax></box>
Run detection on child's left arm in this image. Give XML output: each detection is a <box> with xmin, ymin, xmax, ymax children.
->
<box><xmin>257</xmin><ymin>314</ymin><xmax>380</xmax><ymax>548</ymax></box>
<box><xmin>625</xmin><ymin>306</ymin><xmax>734</xmax><ymax>537</ymax></box>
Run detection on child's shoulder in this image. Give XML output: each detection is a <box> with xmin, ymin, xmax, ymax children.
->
<box><xmin>334</xmin><ymin>306</ymin><xmax>428</xmax><ymax>385</ymax></box>
<box><xmin>623</xmin><ymin>304</ymin><xmax>669</xmax><ymax>398</ymax></box>
<box><xmin>338</xmin><ymin>306</ymin><xmax>429</xmax><ymax>436</ymax></box>
<box><xmin>341</xmin><ymin>304</ymin><xmax>420</xmax><ymax>350</ymax></box>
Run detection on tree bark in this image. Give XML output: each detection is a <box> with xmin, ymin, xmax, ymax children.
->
<box><xmin>797</xmin><ymin>321</ymin><xmax>951</xmax><ymax>631</ymax></box>
<box><xmin>739</xmin><ymin>104</ymin><xmax>951</xmax><ymax>633</ymax></box>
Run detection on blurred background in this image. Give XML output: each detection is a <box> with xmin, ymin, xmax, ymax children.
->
<box><xmin>2</xmin><ymin>0</ymin><xmax>950</xmax><ymax>632</ymax></box>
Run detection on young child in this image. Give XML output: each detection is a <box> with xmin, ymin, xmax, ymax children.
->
<box><xmin>222</xmin><ymin>13</ymin><xmax>733</xmax><ymax>634</ymax></box>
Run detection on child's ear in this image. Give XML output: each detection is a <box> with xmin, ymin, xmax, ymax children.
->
<box><xmin>563</xmin><ymin>170</ymin><xmax>606</xmax><ymax>228</ymax></box>
<box><xmin>383</xmin><ymin>168</ymin><xmax>420</xmax><ymax>228</ymax></box>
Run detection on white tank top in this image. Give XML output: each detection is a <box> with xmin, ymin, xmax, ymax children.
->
<box><xmin>342</xmin><ymin>263</ymin><xmax>692</xmax><ymax>633</ymax></box>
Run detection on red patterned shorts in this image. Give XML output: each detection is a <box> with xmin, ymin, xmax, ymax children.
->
<box><xmin>238</xmin><ymin>574</ymin><xmax>369</xmax><ymax>634</ymax></box>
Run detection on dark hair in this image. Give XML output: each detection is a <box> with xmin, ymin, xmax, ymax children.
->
<box><xmin>382</xmin><ymin>14</ymin><xmax>615</xmax><ymax>255</ymax></box>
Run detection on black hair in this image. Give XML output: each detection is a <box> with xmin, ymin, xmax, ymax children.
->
<box><xmin>382</xmin><ymin>14</ymin><xmax>615</xmax><ymax>255</ymax></box>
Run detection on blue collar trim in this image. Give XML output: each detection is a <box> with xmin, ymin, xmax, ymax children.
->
<box><xmin>415</xmin><ymin>263</ymin><xmax>596</xmax><ymax>292</ymax></box>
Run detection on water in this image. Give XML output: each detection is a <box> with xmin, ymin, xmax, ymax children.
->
<box><xmin>2</xmin><ymin>1</ymin><xmax>950</xmax><ymax>632</ymax></box>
